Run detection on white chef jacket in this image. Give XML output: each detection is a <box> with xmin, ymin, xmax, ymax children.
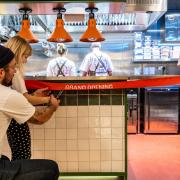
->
<box><xmin>46</xmin><ymin>57</ymin><xmax>76</xmax><ymax>77</ymax></box>
<box><xmin>79</xmin><ymin>50</ymin><xmax>113</xmax><ymax>76</ymax></box>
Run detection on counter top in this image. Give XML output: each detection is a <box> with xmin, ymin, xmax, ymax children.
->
<box><xmin>25</xmin><ymin>76</ymin><xmax>128</xmax><ymax>81</ymax></box>
<box><xmin>25</xmin><ymin>75</ymin><xmax>180</xmax><ymax>81</ymax></box>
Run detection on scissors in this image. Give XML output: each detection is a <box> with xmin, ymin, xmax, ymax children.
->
<box><xmin>56</xmin><ymin>90</ymin><xmax>63</xmax><ymax>99</ymax></box>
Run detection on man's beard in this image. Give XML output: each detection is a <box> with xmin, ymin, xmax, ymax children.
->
<box><xmin>2</xmin><ymin>76</ymin><xmax>12</xmax><ymax>87</ymax></box>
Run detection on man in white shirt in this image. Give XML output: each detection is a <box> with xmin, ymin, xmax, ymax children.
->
<box><xmin>79</xmin><ymin>42</ymin><xmax>113</xmax><ymax>76</ymax></box>
<box><xmin>0</xmin><ymin>45</ymin><xmax>60</xmax><ymax>180</ymax></box>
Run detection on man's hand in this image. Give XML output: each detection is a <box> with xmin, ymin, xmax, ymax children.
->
<box><xmin>33</xmin><ymin>87</ymin><xmax>50</xmax><ymax>97</ymax></box>
<box><xmin>49</xmin><ymin>94</ymin><xmax>60</xmax><ymax>111</ymax></box>
<box><xmin>29</xmin><ymin>94</ymin><xmax>60</xmax><ymax>124</ymax></box>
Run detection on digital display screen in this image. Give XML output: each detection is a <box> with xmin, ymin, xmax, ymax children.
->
<box><xmin>134</xmin><ymin>31</ymin><xmax>180</xmax><ymax>62</ymax></box>
<box><xmin>165</xmin><ymin>14</ymin><xmax>180</xmax><ymax>42</ymax></box>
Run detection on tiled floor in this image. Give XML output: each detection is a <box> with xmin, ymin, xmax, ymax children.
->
<box><xmin>128</xmin><ymin>134</ymin><xmax>180</xmax><ymax>180</ymax></box>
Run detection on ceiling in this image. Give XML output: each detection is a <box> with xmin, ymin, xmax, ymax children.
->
<box><xmin>0</xmin><ymin>2</ymin><xmax>127</xmax><ymax>15</ymax></box>
<box><xmin>0</xmin><ymin>0</ymin><xmax>167</xmax><ymax>42</ymax></box>
<box><xmin>0</xmin><ymin>0</ymin><xmax>167</xmax><ymax>15</ymax></box>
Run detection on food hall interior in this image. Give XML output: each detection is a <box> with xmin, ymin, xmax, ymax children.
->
<box><xmin>1</xmin><ymin>0</ymin><xmax>180</xmax><ymax>180</ymax></box>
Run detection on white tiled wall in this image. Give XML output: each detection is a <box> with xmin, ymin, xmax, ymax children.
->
<box><xmin>2</xmin><ymin>105</ymin><xmax>125</xmax><ymax>173</ymax></box>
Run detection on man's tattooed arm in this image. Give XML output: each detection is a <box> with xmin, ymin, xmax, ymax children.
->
<box><xmin>28</xmin><ymin>106</ymin><xmax>56</xmax><ymax>124</ymax></box>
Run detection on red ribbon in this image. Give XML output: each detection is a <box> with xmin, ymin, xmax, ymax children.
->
<box><xmin>25</xmin><ymin>76</ymin><xmax>180</xmax><ymax>90</ymax></box>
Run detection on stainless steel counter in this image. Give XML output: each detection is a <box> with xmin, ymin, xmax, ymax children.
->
<box><xmin>25</xmin><ymin>75</ymin><xmax>179</xmax><ymax>81</ymax></box>
<box><xmin>25</xmin><ymin>76</ymin><xmax>128</xmax><ymax>81</ymax></box>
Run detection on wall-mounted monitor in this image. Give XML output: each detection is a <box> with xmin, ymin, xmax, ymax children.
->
<box><xmin>165</xmin><ymin>13</ymin><xmax>180</xmax><ymax>42</ymax></box>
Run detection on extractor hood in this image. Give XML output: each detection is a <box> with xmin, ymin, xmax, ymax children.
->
<box><xmin>0</xmin><ymin>0</ymin><xmax>167</xmax><ymax>41</ymax></box>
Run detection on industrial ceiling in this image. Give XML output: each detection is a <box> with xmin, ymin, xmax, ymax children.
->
<box><xmin>0</xmin><ymin>0</ymin><xmax>167</xmax><ymax>41</ymax></box>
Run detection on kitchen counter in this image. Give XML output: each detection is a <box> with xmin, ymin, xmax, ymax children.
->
<box><xmin>25</xmin><ymin>75</ymin><xmax>179</xmax><ymax>81</ymax></box>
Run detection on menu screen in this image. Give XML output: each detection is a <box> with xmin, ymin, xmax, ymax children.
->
<box><xmin>165</xmin><ymin>14</ymin><xmax>180</xmax><ymax>42</ymax></box>
<box><xmin>134</xmin><ymin>32</ymin><xmax>180</xmax><ymax>62</ymax></box>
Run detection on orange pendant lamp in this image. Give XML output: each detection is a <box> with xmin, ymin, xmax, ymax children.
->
<box><xmin>80</xmin><ymin>7</ymin><xmax>105</xmax><ymax>42</ymax></box>
<box><xmin>47</xmin><ymin>7</ymin><xmax>72</xmax><ymax>43</ymax></box>
<box><xmin>18</xmin><ymin>8</ymin><xmax>38</xmax><ymax>43</ymax></box>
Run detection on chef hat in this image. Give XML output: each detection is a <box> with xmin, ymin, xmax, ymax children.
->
<box><xmin>91</xmin><ymin>42</ymin><xmax>101</xmax><ymax>49</ymax></box>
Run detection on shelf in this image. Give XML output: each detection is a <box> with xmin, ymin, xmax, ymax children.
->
<box><xmin>133</xmin><ymin>60</ymin><xmax>177</xmax><ymax>63</ymax></box>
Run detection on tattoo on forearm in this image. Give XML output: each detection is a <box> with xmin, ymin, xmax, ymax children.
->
<box><xmin>29</xmin><ymin>116</ymin><xmax>41</xmax><ymax>124</ymax></box>
<box><xmin>29</xmin><ymin>106</ymin><xmax>48</xmax><ymax>124</ymax></box>
<box><xmin>28</xmin><ymin>105</ymin><xmax>56</xmax><ymax>124</ymax></box>
<box><xmin>34</xmin><ymin>106</ymin><xmax>47</xmax><ymax>117</ymax></box>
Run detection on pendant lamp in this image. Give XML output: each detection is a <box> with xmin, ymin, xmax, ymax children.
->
<box><xmin>18</xmin><ymin>8</ymin><xmax>38</xmax><ymax>43</ymax></box>
<box><xmin>47</xmin><ymin>7</ymin><xmax>73</xmax><ymax>43</ymax></box>
<box><xmin>80</xmin><ymin>7</ymin><xmax>105</xmax><ymax>42</ymax></box>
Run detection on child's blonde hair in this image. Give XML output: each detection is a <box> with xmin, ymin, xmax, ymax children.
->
<box><xmin>57</xmin><ymin>43</ymin><xmax>67</xmax><ymax>56</ymax></box>
<box><xmin>5</xmin><ymin>35</ymin><xmax>32</xmax><ymax>74</ymax></box>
